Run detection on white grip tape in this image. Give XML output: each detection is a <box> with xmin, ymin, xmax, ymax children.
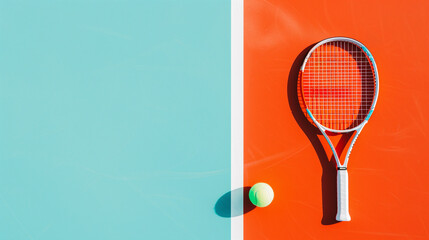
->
<box><xmin>336</xmin><ymin>169</ymin><xmax>351</xmax><ymax>221</ymax></box>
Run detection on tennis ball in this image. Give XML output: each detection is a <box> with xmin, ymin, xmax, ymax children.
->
<box><xmin>249</xmin><ymin>183</ymin><xmax>274</xmax><ymax>207</ymax></box>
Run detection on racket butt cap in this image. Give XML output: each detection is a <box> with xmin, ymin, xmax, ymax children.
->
<box><xmin>336</xmin><ymin>213</ymin><xmax>351</xmax><ymax>221</ymax></box>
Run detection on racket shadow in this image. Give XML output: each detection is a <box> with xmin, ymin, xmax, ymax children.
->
<box><xmin>287</xmin><ymin>44</ymin><xmax>351</xmax><ymax>225</ymax></box>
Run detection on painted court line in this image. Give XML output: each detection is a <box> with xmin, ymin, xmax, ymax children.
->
<box><xmin>231</xmin><ymin>0</ymin><xmax>244</xmax><ymax>239</ymax></box>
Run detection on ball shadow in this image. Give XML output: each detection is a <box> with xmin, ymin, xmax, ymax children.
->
<box><xmin>214</xmin><ymin>187</ymin><xmax>256</xmax><ymax>218</ymax></box>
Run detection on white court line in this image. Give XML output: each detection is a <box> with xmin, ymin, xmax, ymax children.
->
<box><xmin>231</xmin><ymin>0</ymin><xmax>243</xmax><ymax>239</ymax></box>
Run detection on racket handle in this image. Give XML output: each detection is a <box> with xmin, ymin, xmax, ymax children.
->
<box><xmin>336</xmin><ymin>169</ymin><xmax>351</xmax><ymax>221</ymax></box>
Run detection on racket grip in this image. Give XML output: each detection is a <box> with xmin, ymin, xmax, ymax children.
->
<box><xmin>336</xmin><ymin>169</ymin><xmax>351</xmax><ymax>221</ymax></box>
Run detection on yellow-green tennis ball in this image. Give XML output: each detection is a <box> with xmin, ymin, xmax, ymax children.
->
<box><xmin>249</xmin><ymin>183</ymin><xmax>274</xmax><ymax>207</ymax></box>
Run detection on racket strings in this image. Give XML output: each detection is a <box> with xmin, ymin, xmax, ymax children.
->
<box><xmin>302</xmin><ymin>41</ymin><xmax>376</xmax><ymax>130</ymax></box>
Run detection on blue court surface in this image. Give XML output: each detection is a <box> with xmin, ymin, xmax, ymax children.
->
<box><xmin>0</xmin><ymin>1</ymin><xmax>231</xmax><ymax>239</ymax></box>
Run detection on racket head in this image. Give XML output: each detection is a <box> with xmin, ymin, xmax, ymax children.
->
<box><xmin>299</xmin><ymin>37</ymin><xmax>379</xmax><ymax>132</ymax></box>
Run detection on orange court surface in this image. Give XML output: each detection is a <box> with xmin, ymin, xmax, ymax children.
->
<box><xmin>243</xmin><ymin>0</ymin><xmax>429</xmax><ymax>239</ymax></box>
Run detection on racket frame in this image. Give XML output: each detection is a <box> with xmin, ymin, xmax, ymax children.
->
<box><xmin>299</xmin><ymin>37</ymin><xmax>379</xmax><ymax>221</ymax></box>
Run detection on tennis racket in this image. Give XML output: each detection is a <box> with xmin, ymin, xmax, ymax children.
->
<box><xmin>298</xmin><ymin>37</ymin><xmax>379</xmax><ymax>221</ymax></box>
